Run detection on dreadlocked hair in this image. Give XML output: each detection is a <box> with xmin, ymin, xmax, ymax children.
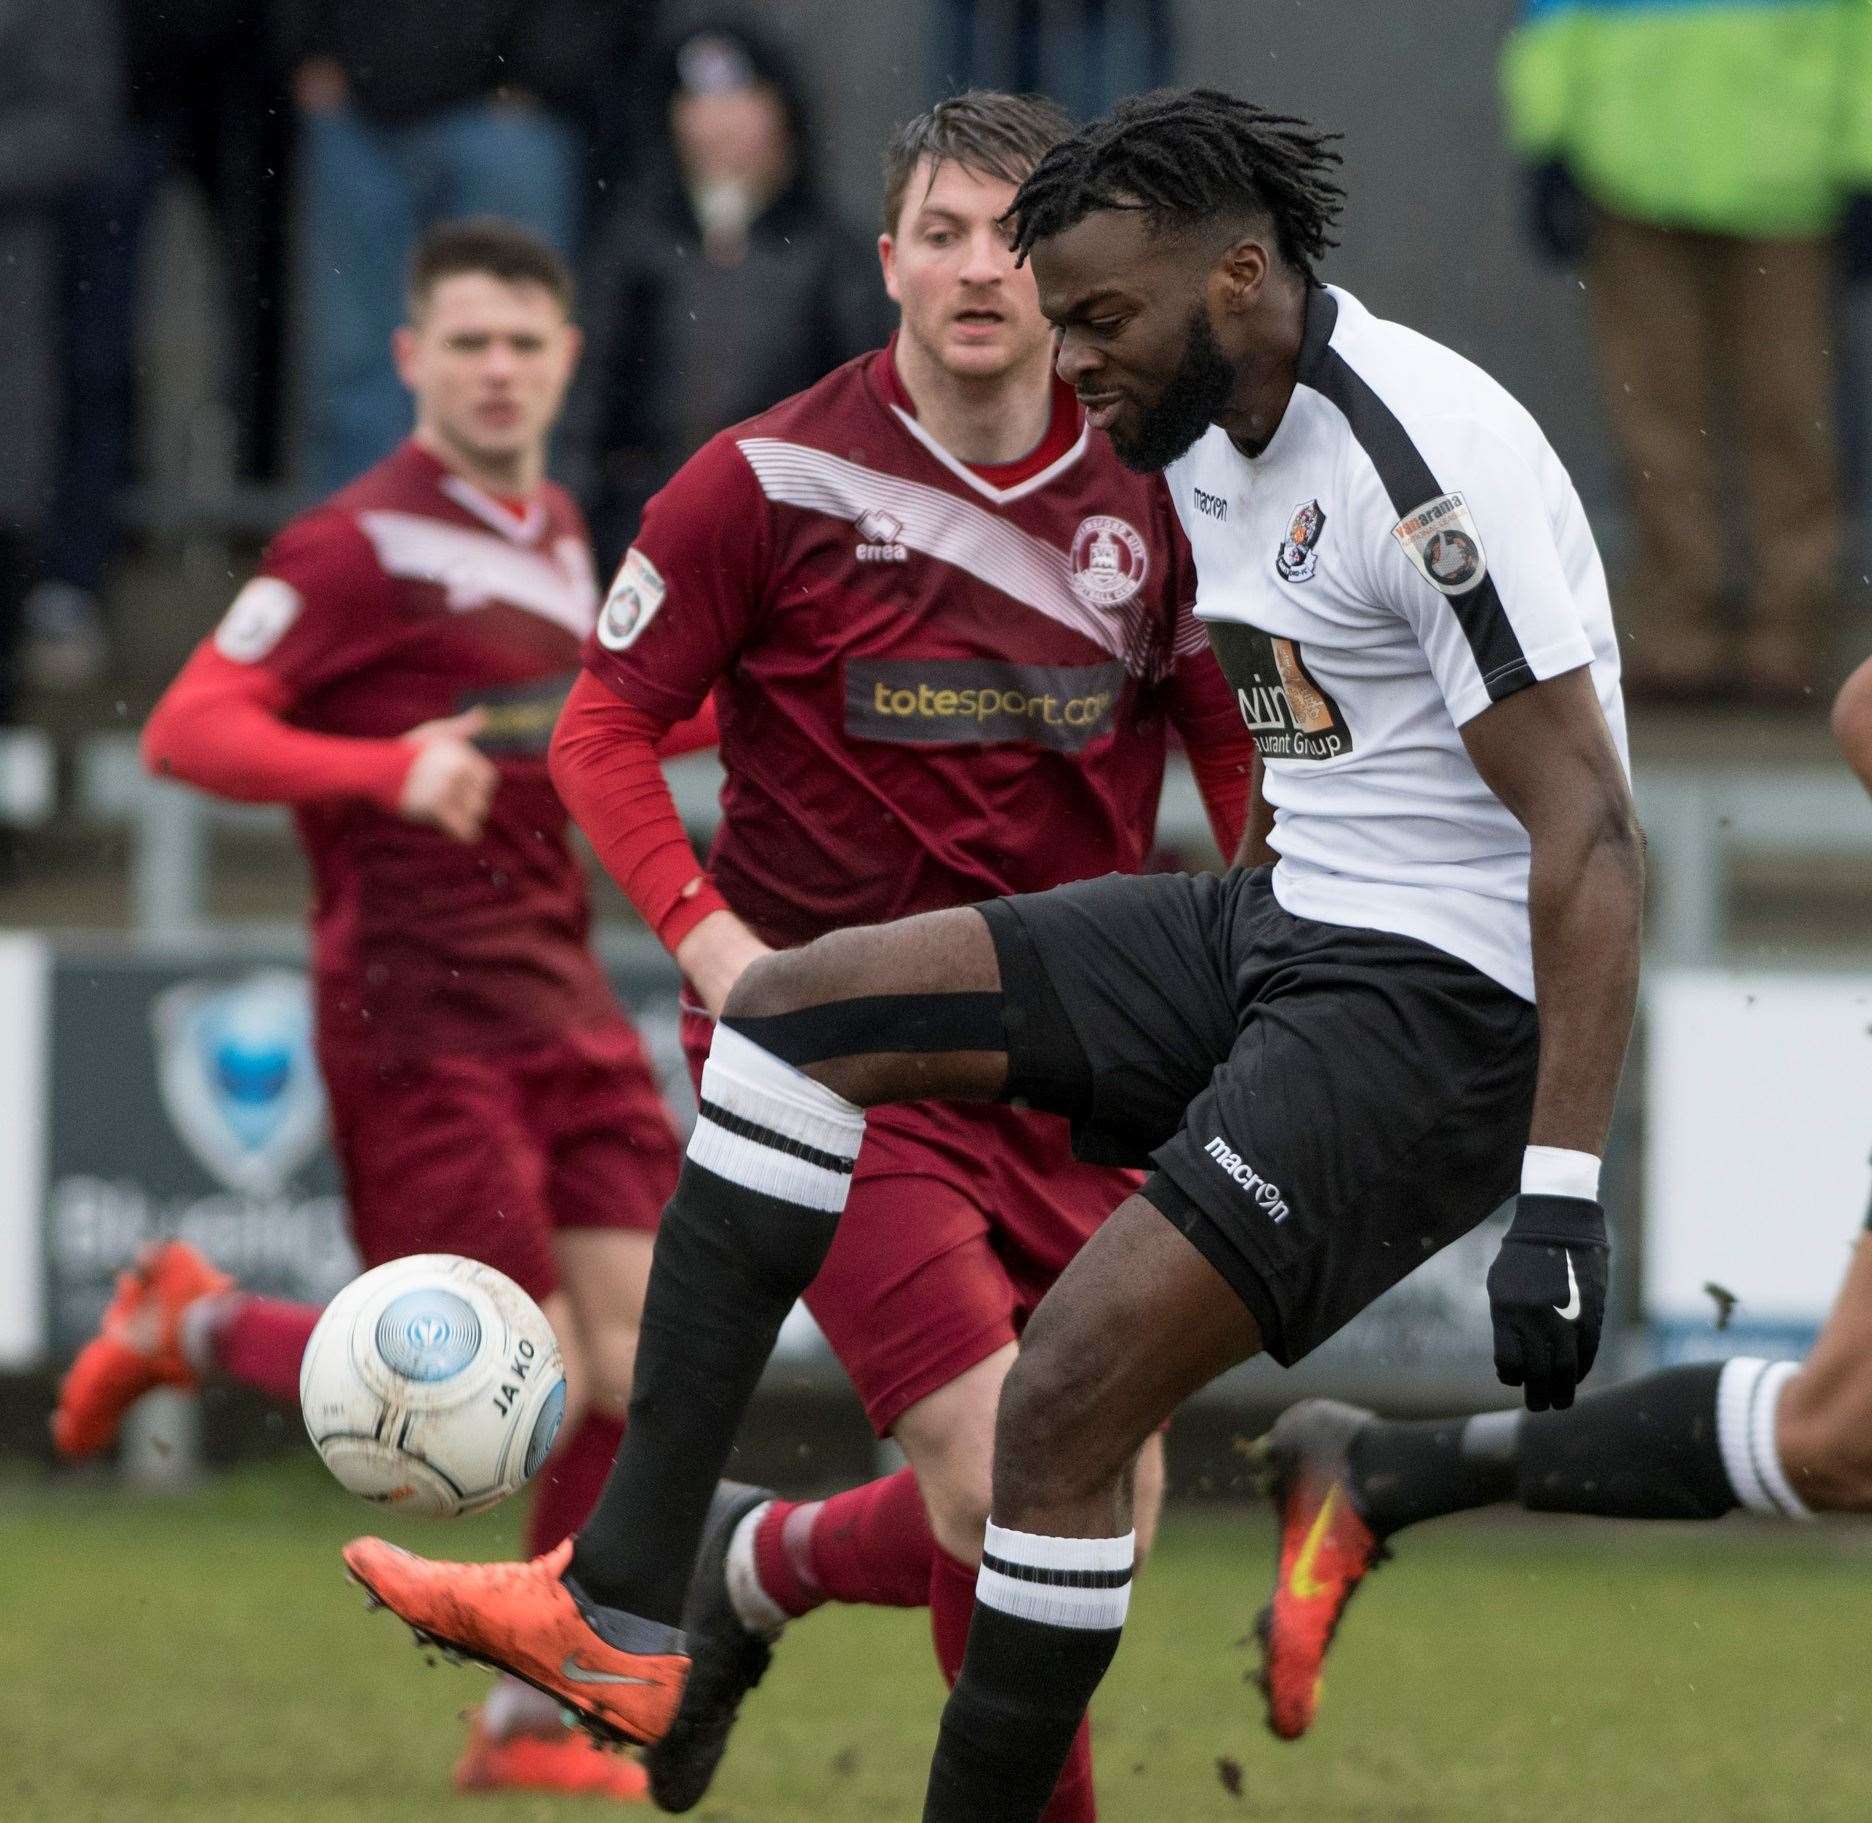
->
<box><xmin>1006</xmin><ymin>88</ymin><xmax>1345</xmax><ymax>278</ymax></box>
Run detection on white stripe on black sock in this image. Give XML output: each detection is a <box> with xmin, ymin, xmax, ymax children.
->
<box><xmin>1716</xmin><ymin>1356</ymin><xmax>1813</xmax><ymax>1520</ymax></box>
<box><xmin>686</xmin><ymin>1025</ymin><xmax>865</xmax><ymax>1212</ymax></box>
<box><xmin>1459</xmin><ymin>1409</ymin><xmax>1520</xmax><ymax>1464</ymax></box>
<box><xmin>975</xmin><ymin>1520</ymin><xmax>1134</xmax><ymax>1633</ymax></box>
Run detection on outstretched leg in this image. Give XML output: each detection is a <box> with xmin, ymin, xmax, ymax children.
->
<box><xmin>344</xmin><ymin>906</ymin><xmax>1044</xmax><ymax>1744</ymax></box>
<box><xmin>1249</xmin><ymin>1222</ymin><xmax>1872</xmax><ymax>1740</ymax></box>
<box><xmin>567</xmin><ymin>909</ymin><xmax>1011</xmax><ymax>1626</ymax></box>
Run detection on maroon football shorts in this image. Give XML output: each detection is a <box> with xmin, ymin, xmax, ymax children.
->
<box><xmin>321</xmin><ymin>1014</ymin><xmax>681</xmax><ymax>1302</ymax></box>
<box><xmin>681</xmin><ymin>1005</ymin><xmax>1140</xmax><ymax>1434</ymax></box>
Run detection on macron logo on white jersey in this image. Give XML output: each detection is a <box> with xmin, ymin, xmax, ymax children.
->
<box><xmin>1203</xmin><ymin>1136</ymin><xmax>1290</xmax><ymax>1222</ymax></box>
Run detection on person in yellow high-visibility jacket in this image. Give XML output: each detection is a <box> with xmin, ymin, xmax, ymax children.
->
<box><xmin>1504</xmin><ymin>0</ymin><xmax>1872</xmax><ymax>705</ymax></box>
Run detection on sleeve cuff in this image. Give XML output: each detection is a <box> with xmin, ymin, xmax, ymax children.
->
<box><xmin>656</xmin><ymin>877</ymin><xmax>732</xmax><ymax>952</ymax></box>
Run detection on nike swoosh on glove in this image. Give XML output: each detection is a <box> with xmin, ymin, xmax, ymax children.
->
<box><xmin>1486</xmin><ymin>1193</ymin><xmax>1608</xmax><ymax>1412</ymax></box>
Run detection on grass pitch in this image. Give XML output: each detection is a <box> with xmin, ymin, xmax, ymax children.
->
<box><xmin>4</xmin><ymin>1454</ymin><xmax>1867</xmax><ymax>1821</ymax></box>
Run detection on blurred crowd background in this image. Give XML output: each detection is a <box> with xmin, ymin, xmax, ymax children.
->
<box><xmin>3</xmin><ymin>0</ymin><xmax>1871</xmax><ymax>903</ymax></box>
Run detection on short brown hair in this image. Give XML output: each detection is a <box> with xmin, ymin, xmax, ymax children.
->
<box><xmin>406</xmin><ymin>217</ymin><xmax>575</xmax><ymax>319</ymax></box>
<box><xmin>881</xmin><ymin>90</ymin><xmax>1073</xmax><ymax>233</ymax></box>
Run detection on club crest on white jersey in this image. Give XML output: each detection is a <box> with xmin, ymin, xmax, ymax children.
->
<box><xmin>1275</xmin><ymin>497</ymin><xmax>1327</xmax><ymax>582</ymax></box>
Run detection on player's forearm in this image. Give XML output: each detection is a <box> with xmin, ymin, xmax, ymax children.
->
<box><xmin>1171</xmin><ymin>658</ymin><xmax>1259</xmax><ymax>863</ymax></box>
<box><xmin>1831</xmin><ymin>655</ymin><xmax>1872</xmax><ymax>795</ymax></box>
<box><xmin>1524</xmin><ymin>806</ymin><xmax>1644</xmax><ymax>1155</ymax></box>
<box><xmin>549</xmin><ymin>673</ymin><xmax>728</xmax><ymax>949</ymax></box>
<box><xmin>142</xmin><ymin>686</ymin><xmax>412</xmax><ymax>811</ymax></box>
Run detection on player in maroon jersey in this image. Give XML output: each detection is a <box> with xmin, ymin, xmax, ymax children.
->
<box><xmin>525</xmin><ymin>94</ymin><xmax>1255</xmax><ymax>1815</ymax></box>
<box><xmin>53</xmin><ymin>219</ymin><xmax>700</xmax><ymax>1803</ymax></box>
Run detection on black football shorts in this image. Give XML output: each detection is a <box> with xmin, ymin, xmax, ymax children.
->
<box><xmin>979</xmin><ymin>867</ymin><xmax>1538</xmax><ymax>1364</ymax></box>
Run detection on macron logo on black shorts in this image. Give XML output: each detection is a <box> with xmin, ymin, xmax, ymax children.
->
<box><xmin>1204</xmin><ymin>1136</ymin><xmax>1290</xmax><ymax>1222</ymax></box>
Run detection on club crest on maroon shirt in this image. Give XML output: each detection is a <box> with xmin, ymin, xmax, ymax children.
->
<box><xmin>1069</xmin><ymin>515</ymin><xmax>1149</xmax><ymax>608</ymax></box>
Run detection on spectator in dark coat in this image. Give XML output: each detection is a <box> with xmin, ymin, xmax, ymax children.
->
<box><xmin>26</xmin><ymin>0</ymin><xmax>274</xmax><ymax>693</ymax></box>
<box><xmin>567</xmin><ymin>17</ymin><xmax>892</xmax><ymax>567</ymax></box>
<box><xmin>276</xmin><ymin>1</ymin><xmax>655</xmax><ymax>490</ymax></box>
<box><xmin>0</xmin><ymin>0</ymin><xmax>119</xmax><ymax>723</ymax></box>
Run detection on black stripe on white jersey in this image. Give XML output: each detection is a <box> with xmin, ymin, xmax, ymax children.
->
<box><xmin>1299</xmin><ymin>289</ymin><xmax>1533</xmax><ymax>702</ymax></box>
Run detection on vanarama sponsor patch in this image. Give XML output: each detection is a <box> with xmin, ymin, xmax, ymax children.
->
<box><xmin>596</xmin><ymin>547</ymin><xmax>667</xmax><ymax>651</ymax></box>
<box><xmin>1392</xmin><ymin>491</ymin><xmax>1486</xmax><ymax>595</ymax></box>
<box><xmin>845</xmin><ymin>658</ymin><xmax>1127</xmax><ymax>751</ymax></box>
<box><xmin>215</xmin><ymin>577</ymin><xmax>303</xmax><ymax>662</ymax></box>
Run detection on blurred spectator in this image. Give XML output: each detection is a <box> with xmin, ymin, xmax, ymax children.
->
<box><xmin>933</xmin><ymin>0</ymin><xmax>1174</xmax><ymax>119</ymax></box>
<box><xmin>1503</xmin><ymin>0</ymin><xmax>1872</xmax><ymax>707</ymax></box>
<box><xmin>277</xmin><ymin>1</ymin><xmax>647</xmax><ymax>491</ymax></box>
<box><xmin>25</xmin><ymin>1</ymin><xmax>272</xmax><ymax>694</ymax></box>
<box><xmin>568</xmin><ymin>17</ymin><xmax>891</xmax><ymax>567</ymax></box>
<box><xmin>0</xmin><ymin>0</ymin><xmax>120</xmax><ymax>724</ymax></box>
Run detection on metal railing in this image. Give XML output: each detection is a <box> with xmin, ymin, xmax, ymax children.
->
<box><xmin>72</xmin><ymin>732</ymin><xmax>1872</xmax><ymax>962</ymax></box>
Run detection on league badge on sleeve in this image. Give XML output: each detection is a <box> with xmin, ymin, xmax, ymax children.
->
<box><xmin>1393</xmin><ymin>492</ymin><xmax>1487</xmax><ymax>595</ymax></box>
<box><xmin>1275</xmin><ymin>499</ymin><xmax>1327</xmax><ymax>583</ymax></box>
<box><xmin>596</xmin><ymin>546</ymin><xmax>668</xmax><ymax>652</ymax></box>
<box><xmin>214</xmin><ymin>577</ymin><xmax>303</xmax><ymax>663</ymax></box>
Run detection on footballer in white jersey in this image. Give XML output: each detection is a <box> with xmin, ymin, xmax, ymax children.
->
<box><xmin>336</xmin><ymin>92</ymin><xmax>1646</xmax><ymax>1823</ymax></box>
<box><xmin>1164</xmin><ymin>282</ymin><xmax>1630</xmax><ymax>1001</ymax></box>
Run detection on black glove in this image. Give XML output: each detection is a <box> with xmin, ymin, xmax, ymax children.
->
<box><xmin>1840</xmin><ymin>193</ymin><xmax>1872</xmax><ymax>285</ymax></box>
<box><xmin>1486</xmin><ymin>1193</ymin><xmax>1608</xmax><ymax>1412</ymax></box>
<box><xmin>1522</xmin><ymin>159</ymin><xmax>1590</xmax><ymax>266</ymax></box>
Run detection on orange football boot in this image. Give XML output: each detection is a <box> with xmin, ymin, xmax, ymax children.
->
<box><xmin>1251</xmin><ymin>1399</ymin><xmax>1389</xmax><ymax>1742</ymax></box>
<box><xmin>52</xmin><ymin>1239</ymin><xmax>233</xmax><ymax>1457</ymax></box>
<box><xmin>343</xmin><ymin>1536</ymin><xmax>690</xmax><ymax>1747</ymax></box>
<box><xmin>454</xmin><ymin>1712</ymin><xmax>650</xmax><ymax>1800</ymax></box>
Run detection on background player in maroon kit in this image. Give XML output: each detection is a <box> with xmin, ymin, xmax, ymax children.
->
<box><xmin>53</xmin><ymin>220</ymin><xmax>698</xmax><ymax>1803</ymax></box>
<box><xmin>546</xmin><ymin>94</ymin><xmax>1256</xmax><ymax>1816</ymax></box>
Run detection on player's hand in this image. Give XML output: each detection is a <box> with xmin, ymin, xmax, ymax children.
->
<box><xmin>675</xmin><ymin>908</ymin><xmax>773</xmax><ymax>1017</ymax></box>
<box><xmin>398</xmin><ymin>709</ymin><xmax>497</xmax><ymax>843</ymax></box>
<box><xmin>1486</xmin><ymin>1193</ymin><xmax>1608</xmax><ymax>1412</ymax></box>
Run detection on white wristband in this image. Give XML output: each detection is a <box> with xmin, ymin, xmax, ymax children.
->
<box><xmin>1521</xmin><ymin>1145</ymin><xmax>1601</xmax><ymax>1201</ymax></box>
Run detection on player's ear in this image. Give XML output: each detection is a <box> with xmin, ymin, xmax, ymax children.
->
<box><xmin>560</xmin><ymin>322</ymin><xmax>585</xmax><ymax>382</ymax></box>
<box><xmin>391</xmin><ymin>324</ymin><xmax>420</xmax><ymax>388</ymax></box>
<box><xmin>878</xmin><ymin>232</ymin><xmax>900</xmax><ymax>304</ymax></box>
<box><xmin>1216</xmin><ymin>234</ymin><xmax>1270</xmax><ymax>313</ymax></box>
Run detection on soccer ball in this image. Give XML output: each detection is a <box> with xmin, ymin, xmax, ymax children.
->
<box><xmin>299</xmin><ymin>1253</ymin><xmax>567</xmax><ymax>1518</ymax></box>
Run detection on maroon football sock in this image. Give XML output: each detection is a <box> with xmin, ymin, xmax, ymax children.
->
<box><xmin>212</xmin><ymin>1295</ymin><xmax>321</xmax><ymax>1406</ymax></box>
<box><xmin>526</xmin><ymin>1411</ymin><xmax>627</xmax><ymax>1556</ymax></box>
<box><xmin>930</xmin><ymin>1544</ymin><xmax>1098</xmax><ymax>1822</ymax></box>
<box><xmin>753</xmin><ymin>1464</ymin><xmax>935</xmax><ymax>1617</ymax></box>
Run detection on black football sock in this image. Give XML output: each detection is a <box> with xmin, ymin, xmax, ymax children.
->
<box><xmin>922</xmin><ymin>1523</ymin><xmax>1132</xmax><ymax>1823</ymax></box>
<box><xmin>1347</xmin><ymin>1413</ymin><xmax>1521</xmax><ymax>1535</ymax></box>
<box><xmin>1349</xmin><ymin>1360</ymin><xmax>1813</xmax><ymax>1540</ymax></box>
<box><xmin>1522</xmin><ymin>1357</ymin><xmax>1809</xmax><ymax>1520</ymax></box>
<box><xmin>567</xmin><ymin>1026</ymin><xmax>864</xmax><ymax>1626</ymax></box>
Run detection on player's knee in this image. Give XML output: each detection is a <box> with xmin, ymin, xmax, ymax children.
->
<box><xmin>916</xmin><ymin>1453</ymin><xmax>995</xmax><ymax>1567</ymax></box>
<box><xmin>718</xmin><ymin>941</ymin><xmax>882</xmax><ymax>1102</ymax></box>
<box><xmin>721</xmin><ymin>945</ymin><xmax>825</xmax><ymax>1022</ymax></box>
<box><xmin>720</xmin><ymin>929</ymin><xmax>996</xmax><ymax>1106</ymax></box>
<box><xmin>991</xmin><ymin>1330</ymin><xmax>1131</xmax><ymax>1522</ymax></box>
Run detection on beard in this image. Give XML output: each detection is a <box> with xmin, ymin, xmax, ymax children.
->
<box><xmin>1108</xmin><ymin>306</ymin><xmax>1236</xmax><ymax>473</ymax></box>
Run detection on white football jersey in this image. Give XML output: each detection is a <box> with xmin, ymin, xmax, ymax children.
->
<box><xmin>1166</xmin><ymin>284</ymin><xmax>1627</xmax><ymax>1001</ymax></box>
